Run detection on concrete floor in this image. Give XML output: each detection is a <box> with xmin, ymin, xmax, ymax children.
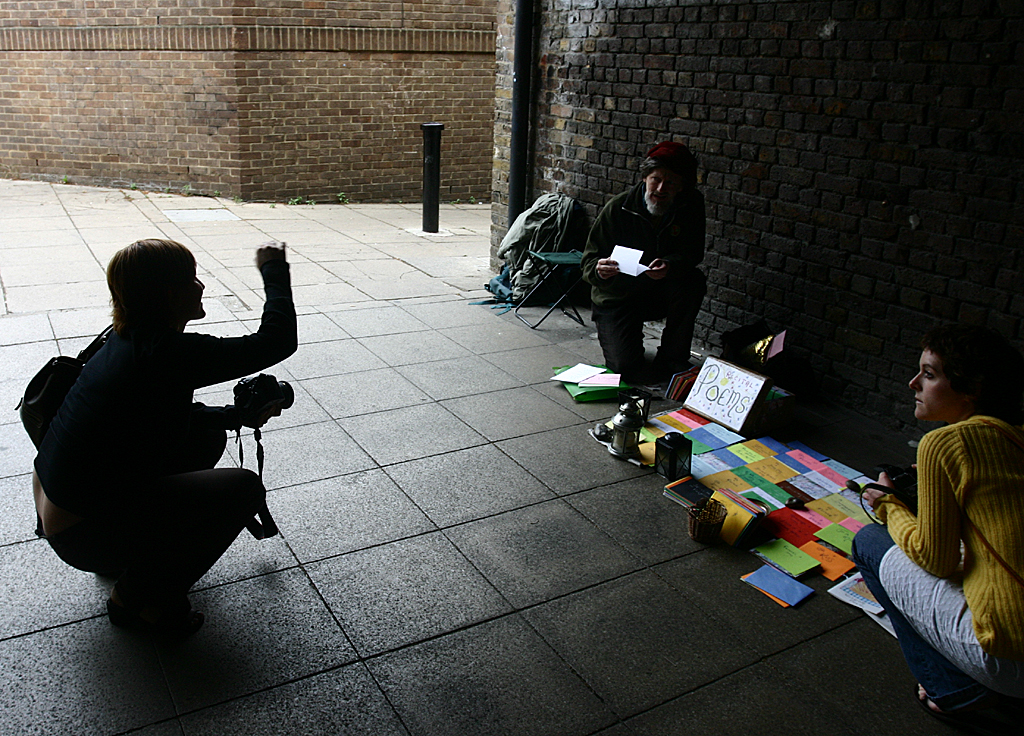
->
<box><xmin>0</xmin><ymin>179</ymin><xmax>953</xmax><ymax>736</ymax></box>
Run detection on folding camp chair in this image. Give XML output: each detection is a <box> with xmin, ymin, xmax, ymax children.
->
<box><xmin>514</xmin><ymin>249</ymin><xmax>585</xmax><ymax>329</ymax></box>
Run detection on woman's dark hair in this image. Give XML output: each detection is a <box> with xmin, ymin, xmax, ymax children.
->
<box><xmin>107</xmin><ymin>239</ymin><xmax>196</xmax><ymax>336</ymax></box>
<box><xmin>921</xmin><ymin>324</ymin><xmax>1024</xmax><ymax>424</ymax></box>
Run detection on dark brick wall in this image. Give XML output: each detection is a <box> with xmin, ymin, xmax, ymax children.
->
<box><xmin>0</xmin><ymin>2</ymin><xmax>496</xmax><ymax>202</ymax></box>
<box><xmin>492</xmin><ymin>0</ymin><xmax>1024</xmax><ymax>434</ymax></box>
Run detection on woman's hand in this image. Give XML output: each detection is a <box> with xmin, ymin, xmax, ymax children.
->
<box><xmin>645</xmin><ymin>258</ymin><xmax>669</xmax><ymax>280</ymax></box>
<box><xmin>863</xmin><ymin>471</ymin><xmax>896</xmax><ymax>510</ymax></box>
<box><xmin>596</xmin><ymin>258</ymin><xmax>619</xmax><ymax>279</ymax></box>
<box><xmin>255</xmin><ymin>241</ymin><xmax>287</xmax><ymax>270</ymax></box>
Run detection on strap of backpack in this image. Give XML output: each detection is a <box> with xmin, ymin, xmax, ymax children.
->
<box><xmin>76</xmin><ymin>326</ymin><xmax>114</xmax><ymax>363</ymax></box>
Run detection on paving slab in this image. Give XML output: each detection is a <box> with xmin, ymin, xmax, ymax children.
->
<box><xmin>367</xmin><ymin>614</ymin><xmax>619</xmax><ymax>736</ymax></box>
<box><xmin>307</xmin><ymin>531</ymin><xmax>511</xmax><ymax>656</ymax></box>
<box><xmin>383</xmin><ymin>443</ymin><xmax>556</xmax><ymax>527</ymax></box>
<box><xmin>445</xmin><ymin>499</ymin><xmax>641</xmax><ymax>609</ymax></box>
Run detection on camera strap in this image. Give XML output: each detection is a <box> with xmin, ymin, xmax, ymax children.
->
<box><xmin>235</xmin><ymin>427</ymin><xmax>279</xmax><ymax>539</ymax></box>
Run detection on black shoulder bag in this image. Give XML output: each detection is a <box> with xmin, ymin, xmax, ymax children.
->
<box><xmin>17</xmin><ymin>326</ymin><xmax>114</xmax><ymax>449</ymax></box>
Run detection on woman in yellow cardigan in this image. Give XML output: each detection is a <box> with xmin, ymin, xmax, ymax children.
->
<box><xmin>852</xmin><ymin>325</ymin><xmax>1024</xmax><ymax>734</ymax></box>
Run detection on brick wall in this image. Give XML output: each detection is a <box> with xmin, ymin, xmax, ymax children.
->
<box><xmin>492</xmin><ymin>0</ymin><xmax>1024</xmax><ymax>434</ymax></box>
<box><xmin>0</xmin><ymin>2</ymin><xmax>495</xmax><ymax>202</ymax></box>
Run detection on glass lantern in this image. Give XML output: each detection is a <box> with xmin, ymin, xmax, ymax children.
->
<box><xmin>609</xmin><ymin>399</ymin><xmax>645</xmax><ymax>458</ymax></box>
<box><xmin>654</xmin><ymin>432</ymin><xmax>692</xmax><ymax>481</ymax></box>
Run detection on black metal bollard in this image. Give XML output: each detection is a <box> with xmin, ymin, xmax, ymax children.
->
<box><xmin>420</xmin><ymin>122</ymin><xmax>444</xmax><ymax>232</ymax></box>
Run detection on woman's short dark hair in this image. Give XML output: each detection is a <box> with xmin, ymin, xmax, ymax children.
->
<box><xmin>921</xmin><ymin>324</ymin><xmax>1024</xmax><ymax>424</ymax></box>
<box><xmin>107</xmin><ymin>239</ymin><xmax>196</xmax><ymax>335</ymax></box>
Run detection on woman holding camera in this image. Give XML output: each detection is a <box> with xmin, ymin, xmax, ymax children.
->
<box><xmin>852</xmin><ymin>325</ymin><xmax>1024</xmax><ymax>734</ymax></box>
<box><xmin>33</xmin><ymin>239</ymin><xmax>297</xmax><ymax>634</ymax></box>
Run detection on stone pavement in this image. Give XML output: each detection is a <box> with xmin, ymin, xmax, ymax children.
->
<box><xmin>0</xmin><ymin>179</ymin><xmax>950</xmax><ymax>736</ymax></box>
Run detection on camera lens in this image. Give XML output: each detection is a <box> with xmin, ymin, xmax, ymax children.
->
<box><xmin>278</xmin><ymin>381</ymin><xmax>295</xmax><ymax>410</ymax></box>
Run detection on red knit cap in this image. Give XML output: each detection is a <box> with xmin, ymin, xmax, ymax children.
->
<box><xmin>643</xmin><ymin>141</ymin><xmax>698</xmax><ymax>185</ymax></box>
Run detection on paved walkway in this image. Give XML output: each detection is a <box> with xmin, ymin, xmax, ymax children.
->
<box><xmin>0</xmin><ymin>179</ymin><xmax>944</xmax><ymax>736</ymax></box>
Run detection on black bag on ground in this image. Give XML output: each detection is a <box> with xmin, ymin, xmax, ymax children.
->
<box><xmin>17</xmin><ymin>326</ymin><xmax>113</xmax><ymax>449</ymax></box>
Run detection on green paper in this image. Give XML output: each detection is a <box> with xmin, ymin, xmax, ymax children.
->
<box><xmin>754</xmin><ymin>539</ymin><xmax>820</xmax><ymax>576</ymax></box>
<box><xmin>690</xmin><ymin>439</ymin><xmax>712</xmax><ymax>455</ymax></box>
<box><xmin>732</xmin><ymin>467</ymin><xmax>791</xmax><ymax>504</ymax></box>
<box><xmin>815</xmin><ymin>523</ymin><xmax>856</xmax><ymax>555</ymax></box>
<box><xmin>553</xmin><ymin>366</ymin><xmax>625</xmax><ymax>402</ymax></box>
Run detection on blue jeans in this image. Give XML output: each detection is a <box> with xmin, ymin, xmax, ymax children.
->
<box><xmin>851</xmin><ymin>523</ymin><xmax>994</xmax><ymax>711</ymax></box>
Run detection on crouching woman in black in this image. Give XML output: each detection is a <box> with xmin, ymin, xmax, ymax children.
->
<box><xmin>33</xmin><ymin>239</ymin><xmax>297</xmax><ymax>634</ymax></box>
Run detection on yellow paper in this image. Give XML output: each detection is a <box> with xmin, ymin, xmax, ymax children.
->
<box><xmin>638</xmin><ymin>441</ymin><xmax>657</xmax><ymax>466</ymax></box>
<box><xmin>822</xmin><ymin>493</ymin><xmax>872</xmax><ymax>524</ymax></box>
<box><xmin>640</xmin><ymin>426</ymin><xmax>662</xmax><ymax>442</ymax></box>
<box><xmin>746</xmin><ymin>457</ymin><xmax>801</xmax><ymax>484</ymax></box>
<box><xmin>741</xmin><ymin>439</ymin><xmax>778</xmax><ymax>458</ymax></box>
<box><xmin>729</xmin><ymin>444</ymin><xmax>765</xmax><ymax>464</ymax></box>
<box><xmin>659</xmin><ymin>415</ymin><xmax>691</xmax><ymax>433</ymax></box>
<box><xmin>700</xmin><ymin>469</ymin><xmax>754</xmax><ymax>494</ymax></box>
<box><xmin>805</xmin><ymin>498</ymin><xmax>848</xmax><ymax>524</ymax></box>
<box><xmin>712</xmin><ymin>490</ymin><xmax>758</xmax><ymax>545</ymax></box>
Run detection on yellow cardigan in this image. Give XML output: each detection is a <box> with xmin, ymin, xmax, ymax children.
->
<box><xmin>878</xmin><ymin>416</ymin><xmax>1024</xmax><ymax>660</ymax></box>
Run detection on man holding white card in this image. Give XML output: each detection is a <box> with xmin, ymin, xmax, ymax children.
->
<box><xmin>581</xmin><ymin>141</ymin><xmax>707</xmax><ymax>384</ymax></box>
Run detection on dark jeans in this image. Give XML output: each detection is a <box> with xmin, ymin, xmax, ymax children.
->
<box><xmin>44</xmin><ymin>428</ymin><xmax>266</xmax><ymax>611</ymax></box>
<box><xmin>591</xmin><ymin>267</ymin><xmax>707</xmax><ymax>383</ymax></box>
<box><xmin>851</xmin><ymin>524</ymin><xmax>993</xmax><ymax>711</ymax></box>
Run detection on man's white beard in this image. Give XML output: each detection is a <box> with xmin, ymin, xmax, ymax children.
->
<box><xmin>645</xmin><ymin>191</ymin><xmax>670</xmax><ymax>217</ymax></box>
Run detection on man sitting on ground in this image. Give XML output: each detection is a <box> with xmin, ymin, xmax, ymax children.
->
<box><xmin>581</xmin><ymin>141</ymin><xmax>707</xmax><ymax>385</ymax></box>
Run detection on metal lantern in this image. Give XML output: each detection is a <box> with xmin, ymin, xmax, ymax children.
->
<box><xmin>618</xmin><ymin>387</ymin><xmax>653</xmax><ymax>423</ymax></box>
<box><xmin>609</xmin><ymin>398</ymin><xmax>645</xmax><ymax>459</ymax></box>
<box><xmin>655</xmin><ymin>432</ymin><xmax>692</xmax><ymax>481</ymax></box>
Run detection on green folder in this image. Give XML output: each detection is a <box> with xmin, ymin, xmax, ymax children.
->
<box><xmin>553</xmin><ymin>366</ymin><xmax>627</xmax><ymax>402</ymax></box>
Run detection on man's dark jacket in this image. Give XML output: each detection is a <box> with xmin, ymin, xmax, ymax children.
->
<box><xmin>581</xmin><ymin>181</ymin><xmax>705</xmax><ymax>307</ymax></box>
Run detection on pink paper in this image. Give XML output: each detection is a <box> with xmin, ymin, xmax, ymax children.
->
<box><xmin>816</xmin><ymin>466</ymin><xmax>849</xmax><ymax>486</ymax></box>
<box><xmin>578</xmin><ymin>373</ymin><xmax>621</xmax><ymax>386</ymax></box>
<box><xmin>667</xmin><ymin>410</ymin><xmax>704</xmax><ymax>429</ymax></box>
<box><xmin>790</xmin><ymin>507</ymin><xmax>832</xmax><ymax>528</ymax></box>
<box><xmin>767</xmin><ymin>330</ymin><xmax>786</xmax><ymax>360</ymax></box>
<box><xmin>839</xmin><ymin>517</ymin><xmax>866</xmax><ymax>533</ymax></box>
<box><xmin>788</xmin><ymin>449</ymin><xmax>828</xmax><ymax>473</ymax></box>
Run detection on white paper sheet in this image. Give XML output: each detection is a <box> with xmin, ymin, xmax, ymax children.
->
<box><xmin>550</xmin><ymin>363</ymin><xmax>605</xmax><ymax>383</ymax></box>
<box><xmin>609</xmin><ymin>245</ymin><xmax>648</xmax><ymax>277</ymax></box>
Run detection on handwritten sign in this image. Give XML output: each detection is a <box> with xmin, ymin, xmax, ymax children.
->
<box><xmin>683</xmin><ymin>357</ymin><xmax>771</xmax><ymax>433</ymax></box>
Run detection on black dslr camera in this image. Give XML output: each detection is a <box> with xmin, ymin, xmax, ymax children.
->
<box><xmin>873</xmin><ymin>463</ymin><xmax>918</xmax><ymax>513</ymax></box>
<box><xmin>232</xmin><ymin>374</ymin><xmax>294</xmax><ymax>540</ymax></box>
<box><xmin>234</xmin><ymin>373</ymin><xmax>294</xmax><ymax>429</ymax></box>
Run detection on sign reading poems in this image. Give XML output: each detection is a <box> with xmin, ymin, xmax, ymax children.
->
<box><xmin>683</xmin><ymin>358</ymin><xmax>772</xmax><ymax>433</ymax></box>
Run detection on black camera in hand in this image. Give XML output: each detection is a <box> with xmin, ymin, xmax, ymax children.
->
<box><xmin>234</xmin><ymin>373</ymin><xmax>294</xmax><ymax>429</ymax></box>
<box><xmin>873</xmin><ymin>463</ymin><xmax>918</xmax><ymax>513</ymax></box>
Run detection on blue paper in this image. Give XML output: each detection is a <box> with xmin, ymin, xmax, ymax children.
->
<box><xmin>711</xmin><ymin>447</ymin><xmax>748</xmax><ymax>469</ymax></box>
<box><xmin>775</xmin><ymin>452</ymin><xmax>811</xmax><ymax>474</ymax></box>
<box><xmin>755</xmin><ymin>436</ymin><xmax>790</xmax><ymax>454</ymax></box>
<box><xmin>825</xmin><ymin>459</ymin><xmax>859</xmax><ymax>480</ymax></box>
<box><xmin>685</xmin><ymin>426</ymin><xmax>729</xmax><ymax>451</ymax></box>
<box><xmin>743</xmin><ymin>564</ymin><xmax>815</xmax><ymax>606</ymax></box>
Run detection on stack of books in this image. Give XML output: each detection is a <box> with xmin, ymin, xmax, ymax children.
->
<box><xmin>665</xmin><ymin>366</ymin><xmax>700</xmax><ymax>401</ymax></box>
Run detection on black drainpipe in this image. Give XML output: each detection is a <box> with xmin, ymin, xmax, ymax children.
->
<box><xmin>507</xmin><ymin>0</ymin><xmax>534</xmax><ymax>227</ymax></box>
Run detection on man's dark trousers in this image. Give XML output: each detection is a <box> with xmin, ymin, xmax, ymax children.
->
<box><xmin>591</xmin><ymin>267</ymin><xmax>706</xmax><ymax>383</ymax></box>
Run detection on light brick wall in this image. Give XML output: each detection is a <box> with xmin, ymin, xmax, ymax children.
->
<box><xmin>492</xmin><ymin>0</ymin><xmax>1024</xmax><ymax>434</ymax></box>
<box><xmin>0</xmin><ymin>2</ymin><xmax>495</xmax><ymax>202</ymax></box>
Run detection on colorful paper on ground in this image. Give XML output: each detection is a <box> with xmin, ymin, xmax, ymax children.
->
<box><xmin>742</xmin><ymin>564</ymin><xmax>815</xmax><ymax>606</ymax></box>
